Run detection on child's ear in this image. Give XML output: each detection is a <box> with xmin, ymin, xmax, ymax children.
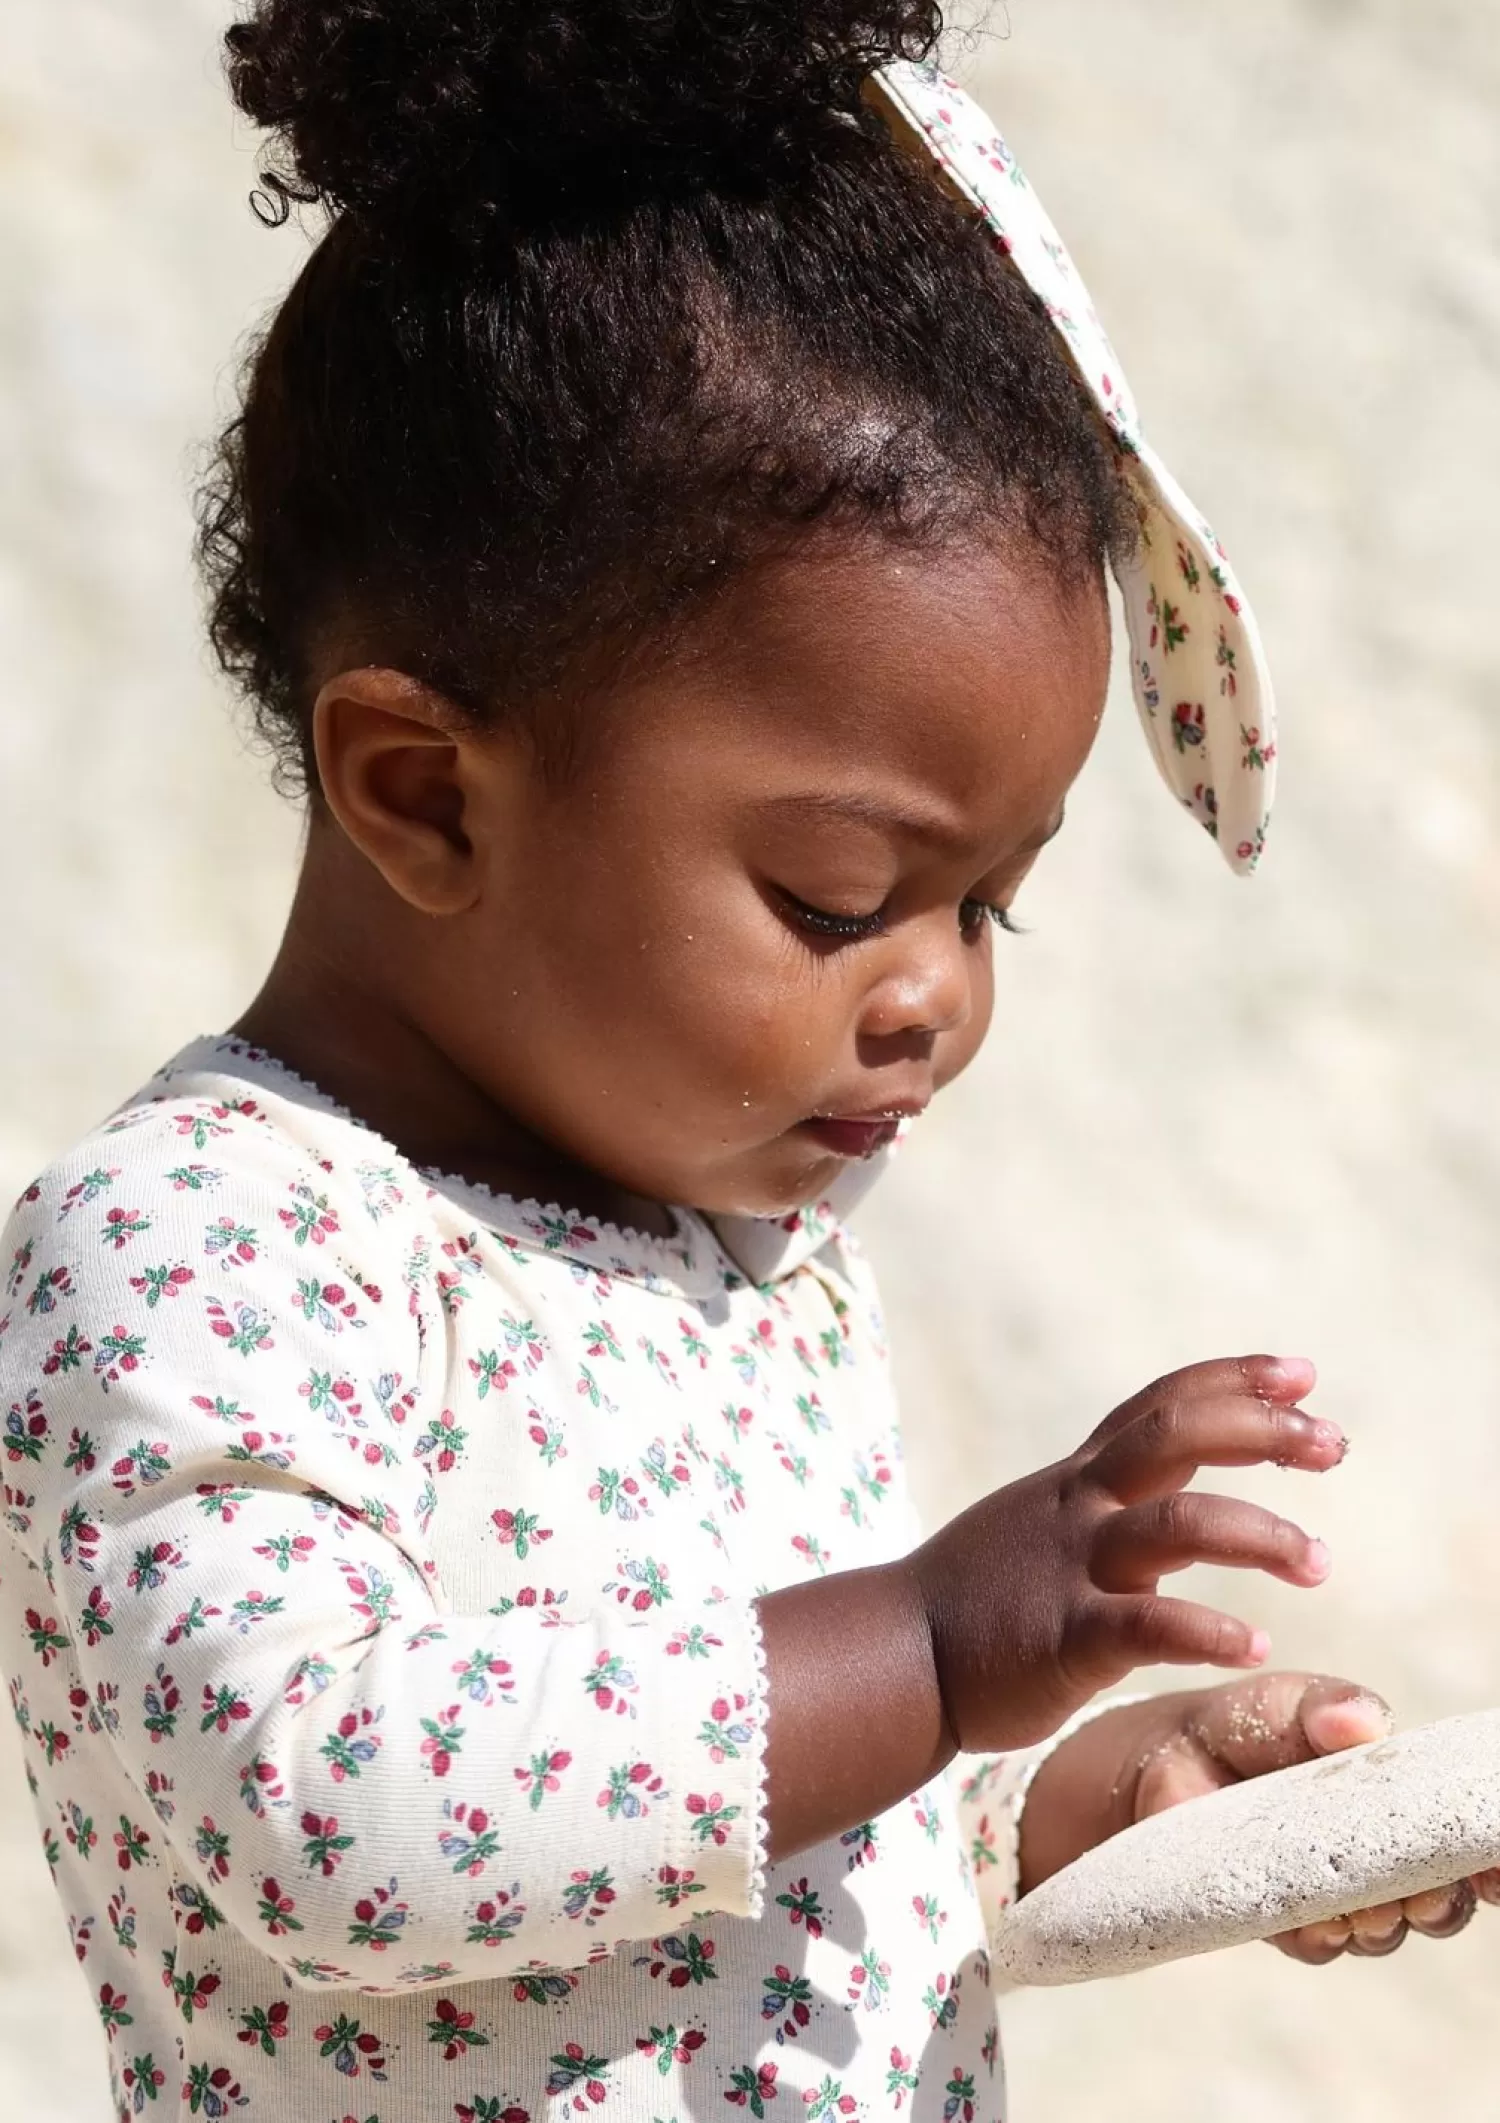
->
<box><xmin>310</xmin><ymin>667</ymin><xmax>512</xmax><ymax>916</ymax></box>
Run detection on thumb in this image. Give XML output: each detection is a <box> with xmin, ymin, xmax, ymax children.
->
<box><xmin>1297</xmin><ymin>1674</ymin><xmax>1395</xmax><ymax>1758</ymax></box>
<box><xmin>1192</xmin><ymin>1671</ymin><xmax>1393</xmax><ymax>1780</ymax></box>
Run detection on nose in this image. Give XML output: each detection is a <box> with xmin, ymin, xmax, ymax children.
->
<box><xmin>857</xmin><ymin>919</ymin><xmax>973</xmax><ymax>1044</ymax></box>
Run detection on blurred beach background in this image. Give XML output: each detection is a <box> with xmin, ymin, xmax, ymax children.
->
<box><xmin>3</xmin><ymin>1</ymin><xmax>1500</xmax><ymax>2116</ymax></box>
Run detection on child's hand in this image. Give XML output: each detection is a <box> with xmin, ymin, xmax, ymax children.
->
<box><xmin>910</xmin><ymin>1355</ymin><xmax>1342</xmax><ymax>1756</ymax></box>
<box><xmin>1130</xmin><ymin>1675</ymin><xmax>1480</xmax><ymax>1962</ymax></box>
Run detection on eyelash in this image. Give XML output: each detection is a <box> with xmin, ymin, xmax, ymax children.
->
<box><xmin>782</xmin><ymin>894</ymin><xmax>1020</xmax><ymax>943</ymax></box>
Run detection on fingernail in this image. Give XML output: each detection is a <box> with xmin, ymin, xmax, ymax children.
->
<box><xmin>1264</xmin><ymin>1357</ymin><xmax>1316</xmax><ymax>1388</ymax></box>
<box><xmin>1245</xmin><ymin>1627</ymin><xmax>1272</xmax><ymax>1665</ymax></box>
<box><xmin>1303</xmin><ymin>1538</ymin><xmax>1332</xmax><ymax>1582</ymax></box>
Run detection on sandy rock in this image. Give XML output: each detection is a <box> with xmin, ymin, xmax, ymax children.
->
<box><xmin>997</xmin><ymin>1712</ymin><xmax>1500</xmax><ymax>1986</ymax></box>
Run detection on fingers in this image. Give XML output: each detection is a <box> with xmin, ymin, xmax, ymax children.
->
<box><xmin>1091</xmin><ymin>1494</ymin><xmax>1329</xmax><ymax>1595</ymax></box>
<box><xmin>1087</xmin><ymin>1390</ymin><xmax>1345</xmax><ymax>1507</ymax></box>
<box><xmin>1405</xmin><ymin>1879</ymin><xmax>1477</xmax><ymax>1940</ymax></box>
<box><xmin>1079</xmin><ymin>1593</ymin><xmax>1271</xmax><ymax>1675</ymax></box>
<box><xmin>1087</xmin><ymin>1355</ymin><xmax>1318</xmax><ymax>1450</ymax></box>
<box><xmin>1188</xmin><ymin>1672</ymin><xmax>1393</xmax><ymax>1781</ymax></box>
<box><xmin>1272</xmin><ymin>1882</ymin><xmax>1479</xmax><ymax>1964</ymax></box>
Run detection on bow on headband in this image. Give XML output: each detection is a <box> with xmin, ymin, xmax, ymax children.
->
<box><xmin>871</xmin><ymin>62</ymin><xmax>1276</xmax><ymax>873</ymax></box>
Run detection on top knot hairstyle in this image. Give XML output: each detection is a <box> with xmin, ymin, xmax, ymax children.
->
<box><xmin>202</xmin><ymin>0</ymin><xmax>1137</xmax><ymax>789</ymax></box>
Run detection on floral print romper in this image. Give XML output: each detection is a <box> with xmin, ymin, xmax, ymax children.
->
<box><xmin>0</xmin><ymin>1038</ymin><xmax>1045</xmax><ymax>2123</ymax></box>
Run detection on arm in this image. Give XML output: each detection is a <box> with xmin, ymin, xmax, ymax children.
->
<box><xmin>10</xmin><ymin>1126</ymin><xmax>767</xmax><ymax>1993</ymax></box>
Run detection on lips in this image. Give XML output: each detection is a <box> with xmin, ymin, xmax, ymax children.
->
<box><xmin>799</xmin><ymin>1106</ymin><xmax>924</xmax><ymax>1161</ymax></box>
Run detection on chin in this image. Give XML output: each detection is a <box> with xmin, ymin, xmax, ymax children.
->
<box><xmin>688</xmin><ymin>1141</ymin><xmax>846</xmax><ymax>1223</ymax></box>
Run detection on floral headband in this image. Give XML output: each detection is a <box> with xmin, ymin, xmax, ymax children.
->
<box><xmin>870</xmin><ymin>62</ymin><xmax>1276</xmax><ymax>874</ymax></box>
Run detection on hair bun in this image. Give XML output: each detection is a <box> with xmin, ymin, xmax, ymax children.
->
<box><xmin>226</xmin><ymin>1</ymin><xmax>945</xmax><ymax>220</ymax></box>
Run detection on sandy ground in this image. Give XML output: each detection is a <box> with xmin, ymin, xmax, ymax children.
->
<box><xmin>3</xmin><ymin>1</ymin><xmax>1500</xmax><ymax>2116</ymax></box>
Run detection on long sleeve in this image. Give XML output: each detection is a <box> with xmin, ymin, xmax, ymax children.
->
<box><xmin>2</xmin><ymin>1103</ymin><xmax>768</xmax><ymax>1995</ymax></box>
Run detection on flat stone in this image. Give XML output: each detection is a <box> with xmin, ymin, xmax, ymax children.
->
<box><xmin>994</xmin><ymin>1709</ymin><xmax>1500</xmax><ymax>1986</ymax></box>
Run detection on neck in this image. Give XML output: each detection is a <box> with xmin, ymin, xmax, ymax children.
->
<box><xmin>232</xmin><ymin>852</ymin><xmax>677</xmax><ymax>1237</ymax></box>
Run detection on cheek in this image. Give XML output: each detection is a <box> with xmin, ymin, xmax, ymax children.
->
<box><xmin>937</xmin><ymin>943</ymin><xmax>997</xmax><ymax>1088</ymax></box>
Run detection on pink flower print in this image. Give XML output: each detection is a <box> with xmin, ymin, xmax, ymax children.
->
<box><xmin>419</xmin><ymin>1704</ymin><xmax>466</xmax><ymax>1777</ymax></box>
<box><xmin>1241</xmin><ymin>722</ymin><xmax>1275</xmax><ymax>772</ymax></box>
<box><xmin>638</xmin><ymin>1930</ymin><xmax>716</xmax><ymax>1985</ymax></box>
<box><xmin>58</xmin><ymin>1501</ymin><xmax>101</xmax><ymax>1571</ymax></box>
<box><xmin>320</xmin><ymin>1706</ymin><xmax>385</xmax><ymax>1782</ymax></box>
<box><xmin>801</xmin><ymin>2077</ymin><xmax>856</xmax><ymax>2122</ymax></box>
<box><xmin>458</xmin><ymin>2104</ymin><xmax>531</xmax><ymax>2123</ymax></box>
<box><xmin>923</xmin><ymin>1970</ymin><xmax>961</xmax><ymax>2032</ymax></box>
<box><xmin>562</xmin><ymin>1867</ymin><xmax>617</xmax><ymax>1925</ymax></box>
<box><xmin>415</xmin><ymin>1406</ymin><xmax>468</xmax><ymax>1473</ymax></box>
<box><xmin>61</xmin><ymin>1799</ymin><xmax>97</xmax><ymax>1859</ymax></box>
<box><xmin>100</xmin><ymin>1206</ymin><xmax>152</xmax><ymax>1250</ymax></box>
<box><xmin>761</xmin><ymin>1965</ymin><xmax>813</xmax><ymax>2044</ymax></box>
<box><xmin>127</xmin><ymin>1540</ymin><xmax>187</xmax><ymax>1596</ymax></box>
<box><xmin>254</xmin><ymin>1528</ymin><xmax>316</xmax><ymax>1573</ymax></box>
<box><xmin>523</xmin><ymin>1211</ymin><xmax>598</xmax><ymax>1254</ymax></box>
<box><xmin>590</xmin><ymin>1466</ymin><xmax>648</xmax><ymax>1521</ymax></box>
<box><xmin>490</xmin><ymin>1505</ymin><xmax>551</xmax><ymax>1560</ymax></box>
<box><xmin>1170</xmin><ymin>700</ymin><xmax>1206</xmax><ymax>754</ymax></box>
<box><xmin>609</xmin><ymin>1556</ymin><xmax>670</xmax><ymax>1610</ymax></box>
<box><xmin>428</xmin><ymin>1997</ymin><xmax>489</xmax><ymax>2060</ymax></box>
<box><xmin>912</xmin><ymin>1892</ymin><xmax>946</xmax><ymax>1943</ymax></box>
<box><xmin>294</xmin><ymin>1276</ymin><xmax>364</xmax><ymax>1334</ymax></box>
<box><xmin>80</xmin><ymin>1583</ymin><xmax>113</xmax><ymax>1647</ymax></box>
<box><xmin>204</xmin><ymin>1216</ymin><xmax>258</xmax><ymax>1268</ymax></box>
<box><xmin>182</xmin><ymin>2061</ymin><xmax>247</xmax><ymax>2114</ymax></box>
<box><xmin>235</xmin><ymin>1998</ymin><xmax>290</xmax><ymax>2055</ymax></box>
<box><xmin>886</xmin><ymin>2050</ymin><xmax>919</xmax><ymax>2109</ymax></box>
<box><xmin>655</xmin><ymin>1862</ymin><xmax>706</xmax><ymax>1909</ymax></box>
<box><xmin>206</xmin><ymin>1297</ymin><xmax>274</xmax><ymax>1357</ymax></box>
<box><xmin>6</xmin><ymin>1388</ymin><xmax>47</xmax><ymax>1462</ymax></box>
<box><xmin>112</xmin><ymin>1816</ymin><xmax>151</xmax><ymax>1871</ymax></box>
<box><xmin>23</xmin><ymin>1606</ymin><xmax>69</xmax><ymax>1667</ymax></box>
<box><xmin>254</xmin><ymin>1875</ymin><xmax>301</xmax><ymax>1936</ymax></box>
<box><xmin>96</xmin><ymin>1981</ymin><xmax>134</xmax><ymax>2038</ymax></box>
<box><xmin>43</xmin><ymin>1324</ymin><xmax>93</xmax><ymax>1376</ymax></box>
<box><xmin>775</xmin><ymin>1878</ymin><xmax>824</xmax><ymax>1938</ymax></box>
<box><xmin>339</xmin><ymin>1558</ymin><xmax>399</xmax><ymax>1631</ymax></box>
<box><xmin>840</xmin><ymin>1819</ymin><xmax>878</xmax><ymax>1869</ymax></box>
<box><xmin>279</xmin><ymin>1183</ymin><xmax>339</xmax><ymax>1248</ymax></box>
<box><xmin>698</xmin><ymin>1692</ymin><xmax>755</xmax><ymax>1763</ymax></box>
<box><xmin>141</xmin><ymin>1665</ymin><xmax>181</xmax><ymax>1744</ymax></box>
<box><xmin>727</xmin><ymin>2062</ymin><xmax>781</xmax><ymax>2116</ymax></box>
<box><xmin>790</xmin><ymin>1532</ymin><xmax>830</xmax><ymax>1575</ymax></box>
<box><xmin>314</xmin><ymin>2013</ymin><xmax>387</xmax><ymax>2079</ymax></box>
<box><xmin>665</xmin><ymin>1624</ymin><xmax>723</xmax><ymax>1660</ymax></box>
<box><xmin>239</xmin><ymin>1754</ymin><xmax>286</xmax><ymax>1817</ymax></box>
<box><xmin>451</xmin><ymin>1649</ymin><xmax>515</xmax><ymax>1708</ymax></box>
<box><xmin>466</xmin><ymin>1882</ymin><xmax>527</xmax><ymax>1948</ymax></box>
<box><xmin>348</xmin><ymin>1877</ymin><xmax>409</xmax><ymax>1951</ymax></box>
<box><xmin>470</xmin><ymin>1349</ymin><xmax>518</xmax><ymax>1399</ymax></box>
<box><xmin>300</xmin><ymin>1810</ymin><xmax>354</xmax><ymax>1877</ymax></box>
<box><xmin>438</xmin><ymin>1799</ymin><xmax>501</xmax><ymax>1877</ymax></box>
<box><xmin>722</xmin><ymin>1402</ymin><xmax>754</xmax><ymax>1440</ymax></box>
<box><xmin>637</xmin><ymin>2024</ymin><xmax>706</xmax><ymax>2074</ymax></box>
<box><xmin>597</xmin><ymin>1760</ymin><xmax>664</xmax><ymax>1821</ymax></box>
<box><xmin>545</xmin><ymin>2044</ymin><xmax>610</xmax><ymax>2109</ymax></box>
<box><xmin>641</xmin><ymin>1435</ymin><xmax>691</xmax><ymax>1497</ymax></box>
<box><xmin>122</xmin><ymin>2052</ymin><xmax>166</xmax><ymax>2108</ymax></box>
<box><xmin>943</xmin><ymin>2071</ymin><xmax>977</xmax><ymax>2123</ymax></box>
<box><xmin>514</xmin><ymin>1747</ymin><xmax>572</xmax><ymax>1809</ymax></box>
<box><xmin>847</xmin><ymin>1948</ymin><xmax>891</xmax><ymax>2012</ymax></box>
<box><xmin>199</xmin><ymin>1682</ymin><xmax>251</xmax><ymax>1735</ymax></box>
<box><xmin>685</xmin><ymin>1790</ymin><xmax>740</xmax><ymax>1847</ymax></box>
<box><xmin>584</xmin><ymin>1649</ymin><xmax>639</xmax><ymax>1718</ymax></box>
<box><xmin>111</xmin><ymin>1438</ymin><xmax>172</xmax><ymax>1495</ymax></box>
<box><xmin>68</xmin><ymin>1911</ymin><xmax>93</xmax><ymax>1963</ymax></box>
<box><xmin>127</xmin><ymin>1262</ymin><xmax>194</xmax><ymax>1308</ymax></box>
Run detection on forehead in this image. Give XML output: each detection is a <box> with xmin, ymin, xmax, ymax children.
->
<box><xmin>609</xmin><ymin>538</ymin><xmax>1111</xmax><ymax>846</ymax></box>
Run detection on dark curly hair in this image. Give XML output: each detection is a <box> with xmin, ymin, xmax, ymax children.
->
<box><xmin>200</xmin><ymin>0</ymin><xmax>1136</xmax><ymax>791</ymax></box>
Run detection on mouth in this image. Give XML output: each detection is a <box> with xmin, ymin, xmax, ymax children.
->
<box><xmin>797</xmin><ymin>1104</ymin><xmax>926</xmax><ymax>1162</ymax></box>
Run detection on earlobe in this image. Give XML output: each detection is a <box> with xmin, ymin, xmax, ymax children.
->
<box><xmin>311</xmin><ymin>668</ymin><xmax>483</xmax><ymax>916</ymax></box>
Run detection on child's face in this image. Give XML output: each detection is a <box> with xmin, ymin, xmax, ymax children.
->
<box><xmin>329</xmin><ymin>537</ymin><xmax>1111</xmax><ymax>1218</ymax></box>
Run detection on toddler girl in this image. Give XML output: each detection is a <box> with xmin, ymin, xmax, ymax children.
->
<box><xmin>0</xmin><ymin>6</ymin><xmax>1476</xmax><ymax>2121</ymax></box>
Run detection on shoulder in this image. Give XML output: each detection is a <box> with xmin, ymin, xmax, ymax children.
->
<box><xmin>0</xmin><ymin>1064</ymin><xmax>436</xmax><ymax>1365</ymax></box>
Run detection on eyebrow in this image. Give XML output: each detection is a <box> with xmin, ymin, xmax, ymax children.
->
<box><xmin>763</xmin><ymin>791</ymin><xmax>1067</xmax><ymax>856</ymax></box>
